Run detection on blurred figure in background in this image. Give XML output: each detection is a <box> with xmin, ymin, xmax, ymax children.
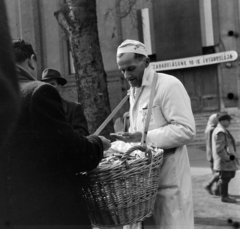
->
<box><xmin>123</xmin><ymin>111</ymin><xmax>130</xmax><ymax>132</ymax></box>
<box><xmin>41</xmin><ymin>68</ymin><xmax>89</xmax><ymax>136</ymax></box>
<box><xmin>113</xmin><ymin>116</ymin><xmax>124</xmax><ymax>133</ymax></box>
<box><xmin>113</xmin><ymin>111</ymin><xmax>130</xmax><ymax>133</ymax></box>
<box><xmin>204</xmin><ymin>113</ymin><xmax>220</xmax><ymax>195</ymax></box>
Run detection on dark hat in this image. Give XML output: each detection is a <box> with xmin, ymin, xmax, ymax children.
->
<box><xmin>218</xmin><ymin>114</ymin><xmax>232</xmax><ymax>122</ymax></box>
<box><xmin>41</xmin><ymin>68</ymin><xmax>67</xmax><ymax>86</ymax></box>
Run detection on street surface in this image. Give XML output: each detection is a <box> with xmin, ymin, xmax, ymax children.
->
<box><xmin>188</xmin><ymin>145</ymin><xmax>240</xmax><ymax>229</ymax></box>
<box><xmin>94</xmin><ymin>145</ymin><xmax>240</xmax><ymax>229</ymax></box>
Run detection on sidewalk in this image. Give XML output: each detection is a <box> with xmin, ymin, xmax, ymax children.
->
<box><xmin>187</xmin><ymin>145</ymin><xmax>240</xmax><ymax>229</ymax></box>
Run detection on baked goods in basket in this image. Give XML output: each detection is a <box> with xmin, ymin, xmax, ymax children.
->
<box><xmin>80</xmin><ymin>141</ymin><xmax>163</xmax><ymax>227</ymax></box>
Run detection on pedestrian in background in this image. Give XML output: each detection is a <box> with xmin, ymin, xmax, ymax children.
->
<box><xmin>204</xmin><ymin>113</ymin><xmax>220</xmax><ymax>195</ymax></box>
<box><xmin>113</xmin><ymin>111</ymin><xmax>130</xmax><ymax>133</ymax></box>
<box><xmin>41</xmin><ymin>68</ymin><xmax>89</xmax><ymax>136</ymax></box>
<box><xmin>212</xmin><ymin>113</ymin><xmax>238</xmax><ymax>203</ymax></box>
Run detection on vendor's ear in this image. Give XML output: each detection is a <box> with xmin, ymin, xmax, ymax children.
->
<box><xmin>145</xmin><ymin>57</ymin><xmax>150</xmax><ymax>68</ymax></box>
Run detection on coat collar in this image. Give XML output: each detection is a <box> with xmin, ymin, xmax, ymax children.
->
<box><xmin>61</xmin><ymin>98</ymin><xmax>68</xmax><ymax>114</ymax></box>
<box><xmin>17</xmin><ymin>65</ymin><xmax>36</xmax><ymax>83</ymax></box>
<box><xmin>216</xmin><ymin>123</ymin><xmax>227</xmax><ymax>133</ymax></box>
<box><xmin>129</xmin><ymin>65</ymin><xmax>154</xmax><ymax>94</ymax></box>
<box><xmin>141</xmin><ymin>65</ymin><xmax>154</xmax><ymax>87</ymax></box>
<box><xmin>130</xmin><ymin>65</ymin><xmax>155</xmax><ymax>107</ymax></box>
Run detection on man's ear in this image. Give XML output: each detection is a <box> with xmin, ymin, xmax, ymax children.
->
<box><xmin>28</xmin><ymin>59</ymin><xmax>34</xmax><ymax>70</ymax></box>
<box><xmin>30</xmin><ymin>54</ymin><xmax>36</xmax><ymax>63</ymax></box>
<box><xmin>145</xmin><ymin>57</ymin><xmax>150</xmax><ymax>68</ymax></box>
<box><xmin>28</xmin><ymin>54</ymin><xmax>36</xmax><ymax>70</ymax></box>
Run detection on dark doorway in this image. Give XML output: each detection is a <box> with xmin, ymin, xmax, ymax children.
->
<box><xmin>163</xmin><ymin>65</ymin><xmax>219</xmax><ymax>113</ymax></box>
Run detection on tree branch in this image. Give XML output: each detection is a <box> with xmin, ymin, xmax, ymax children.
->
<box><xmin>54</xmin><ymin>4</ymin><xmax>74</xmax><ymax>37</ymax></box>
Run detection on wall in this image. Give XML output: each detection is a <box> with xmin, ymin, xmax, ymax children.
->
<box><xmin>5</xmin><ymin>0</ymin><xmax>78</xmax><ymax>102</ymax></box>
<box><xmin>5</xmin><ymin>0</ymin><xmax>240</xmax><ymax>127</ymax></box>
<box><xmin>218</xmin><ymin>0</ymin><xmax>240</xmax><ymax>108</ymax></box>
<box><xmin>40</xmin><ymin>0</ymin><xmax>64</xmax><ymax>72</ymax></box>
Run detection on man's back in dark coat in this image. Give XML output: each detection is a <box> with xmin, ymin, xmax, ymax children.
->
<box><xmin>1</xmin><ymin>67</ymin><xmax>103</xmax><ymax>228</ymax></box>
<box><xmin>61</xmin><ymin>98</ymin><xmax>89</xmax><ymax>136</ymax></box>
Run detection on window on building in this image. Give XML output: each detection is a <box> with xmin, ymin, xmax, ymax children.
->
<box><xmin>67</xmin><ymin>40</ymin><xmax>75</xmax><ymax>74</ymax></box>
<box><xmin>202</xmin><ymin>46</ymin><xmax>215</xmax><ymax>55</ymax></box>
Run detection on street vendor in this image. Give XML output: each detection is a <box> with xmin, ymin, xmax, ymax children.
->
<box><xmin>111</xmin><ymin>39</ymin><xmax>196</xmax><ymax>229</ymax></box>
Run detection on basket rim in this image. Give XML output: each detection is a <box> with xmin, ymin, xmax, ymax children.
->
<box><xmin>88</xmin><ymin>150</ymin><xmax>163</xmax><ymax>173</ymax></box>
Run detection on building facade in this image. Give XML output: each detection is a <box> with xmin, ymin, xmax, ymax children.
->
<box><xmin>5</xmin><ymin>0</ymin><xmax>240</xmax><ymax>144</ymax></box>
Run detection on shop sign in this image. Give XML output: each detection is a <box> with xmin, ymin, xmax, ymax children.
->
<box><xmin>151</xmin><ymin>50</ymin><xmax>238</xmax><ymax>71</ymax></box>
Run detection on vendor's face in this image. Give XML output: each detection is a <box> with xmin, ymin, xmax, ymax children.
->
<box><xmin>117</xmin><ymin>53</ymin><xmax>148</xmax><ymax>88</ymax></box>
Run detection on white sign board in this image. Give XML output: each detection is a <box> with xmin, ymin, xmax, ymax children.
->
<box><xmin>150</xmin><ymin>50</ymin><xmax>238</xmax><ymax>71</ymax></box>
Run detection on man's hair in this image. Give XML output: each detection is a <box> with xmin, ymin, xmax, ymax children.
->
<box><xmin>12</xmin><ymin>39</ymin><xmax>37</xmax><ymax>63</ymax></box>
<box><xmin>117</xmin><ymin>53</ymin><xmax>146</xmax><ymax>61</ymax></box>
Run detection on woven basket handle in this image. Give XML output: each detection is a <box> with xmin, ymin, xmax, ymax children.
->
<box><xmin>121</xmin><ymin>145</ymin><xmax>152</xmax><ymax>165</ymax></box>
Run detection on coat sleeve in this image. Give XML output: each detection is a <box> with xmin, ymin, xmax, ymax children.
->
<box><xmin>71</xmin><ymin>103</ymin><xmax>89</xmax><ymax>136</ymax></box>
<box><xmin>215</xmin><ymin>132</ymin><xmax>231</xmax><ymax>161</ymax></box>
<box><xmin>205</xmin><ymin>129</ymin><xmax>214</xmax><ymax>162</ymax></box>
<box><xmin>30</xmin><ymin>84</ymin><xmax>103</xmax><ymax>173</ymax></box>
<box><xmin>146</xmin><ymin>78</ymin><xmax>195</xmax><ymax>148</ymax></box>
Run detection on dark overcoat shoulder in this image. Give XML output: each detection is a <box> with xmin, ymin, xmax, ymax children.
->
<box><xmin>1</xmin><ymin>81</ymin><xmax>103</xmax><ymax>227</ymax></box>
<box><xmin>62</xmin><ymin>98</ymin><xmax>89</xmax><ymax>136</ymax></box>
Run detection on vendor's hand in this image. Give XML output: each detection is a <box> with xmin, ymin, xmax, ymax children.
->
<box><xmin>98</xmin><ymin>136</ymin><xmax>111</xmax><ymax>151</ymax></box>
<box><xmin>110</xmin><ymin>131</ymin><xmax>142</xmax><ymax>143</ymax></box>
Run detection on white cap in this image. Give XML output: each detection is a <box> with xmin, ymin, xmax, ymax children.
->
<box><xmin>117</xmin><ymin>39</ymin><xmax>148</xmax><ymax>57</ymax></box>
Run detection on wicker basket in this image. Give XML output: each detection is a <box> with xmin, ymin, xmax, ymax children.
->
<box><xmin>80</xmin><ymin>145</ymin><xmax>163</xmax><ymax>227</ymax></box>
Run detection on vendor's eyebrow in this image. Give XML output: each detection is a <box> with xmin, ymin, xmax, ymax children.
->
<box><xmin>119</xmin><ymin>65</ymin><xmax>136</xmax><ymax>72</ymax></box>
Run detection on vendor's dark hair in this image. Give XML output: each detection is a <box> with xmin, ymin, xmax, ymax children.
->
<box><xmin>12</xmin><ymin>39</ymin><xmax>37</xmax><ymax>63</ymax></box>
